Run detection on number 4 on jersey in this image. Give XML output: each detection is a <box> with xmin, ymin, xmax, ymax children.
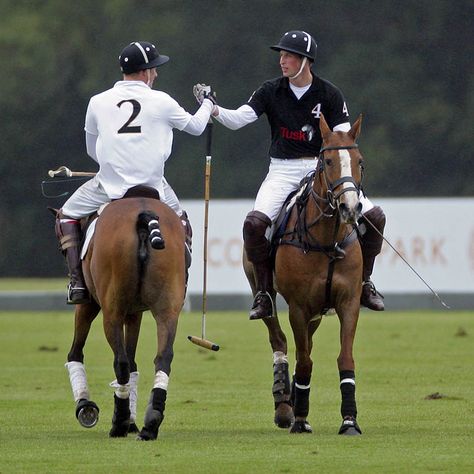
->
<box><xmin>311</xmin><ymin>103</ymin><xmax>321</xmax><ymax>118</ymax></box>
<box><xmin>312</xmin><ymin>102</ymin><xmax>349</xmax><ymax>118</ymax></box>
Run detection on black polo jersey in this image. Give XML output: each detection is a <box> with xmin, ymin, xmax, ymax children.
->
<box><xmin>247</xmin><ymin>73</ymin><xmax>349</xmax><ymax>159</ymax></box>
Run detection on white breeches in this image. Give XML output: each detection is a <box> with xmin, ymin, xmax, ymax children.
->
<box><xmin>61</xmin><ymin>176</ymin><xmax>182</xmax><ymax>219</ymax></box>
<box><xmin>253</xmin><ymin>158</ymin><xmax>374</xmax><ymax>222</ymax></box>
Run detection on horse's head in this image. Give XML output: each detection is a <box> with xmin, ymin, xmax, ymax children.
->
<box><xmin>317</xmin><ymin>113</ymin><xmax>364</xmax><ymax>224</ymax></box>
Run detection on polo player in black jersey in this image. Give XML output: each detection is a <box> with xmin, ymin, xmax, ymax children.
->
<box><xmin>194</xmin><ymin>31</ymin><xmax>386</xmax><ymax>317</ymax></box>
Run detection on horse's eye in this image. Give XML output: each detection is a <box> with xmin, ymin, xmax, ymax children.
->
<box><xmin>325</xmin><ymin>158</ymin><xmax>332</xmax><ymax>166</ymax></box>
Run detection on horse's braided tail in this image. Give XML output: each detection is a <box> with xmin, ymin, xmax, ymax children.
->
<box><xmin>136</xmin><ymin>211</ymin><xmax>165</xmax><ymax>268</ymax></box>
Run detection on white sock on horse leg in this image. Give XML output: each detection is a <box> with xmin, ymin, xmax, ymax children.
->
<box><xmin>273</xmin><ymin>351</ymin><xmax>288</xmax><ymax>365</ymax></box>
<box><xmin>153</xmin><ymin>370</ymin><xmax>169</xmax><ymax>391</ymax></box>
<box><xmin>65</xmin><ymin>361</ymin><xmax>90</xmax><ymax>402</ymax></box>
<box><xmin>129</xmin><ymin>371</ymin><xmax>139</xmax><ymax>423</ymax></box>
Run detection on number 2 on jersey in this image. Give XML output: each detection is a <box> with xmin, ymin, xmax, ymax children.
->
<box><xmin>117</xmin><ymin>99</ymin><xmax>141</xmax><ymax>134</ymax></box>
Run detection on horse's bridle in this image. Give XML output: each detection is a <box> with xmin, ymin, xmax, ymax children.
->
<box><xmin>318</xmin><ymin>144</ymin><xmax>362</xmax><ymax>208</ymax></box>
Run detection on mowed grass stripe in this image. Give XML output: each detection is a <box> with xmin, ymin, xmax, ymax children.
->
<box><xmin>0</xmin><ymin>310</ymin><xmax>473</xmax><ymax>473</ymax></box>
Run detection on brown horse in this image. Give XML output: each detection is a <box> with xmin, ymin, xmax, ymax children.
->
<box><xmin>64</xmin><ymin>187</ymin><xmax>186</xmax><ymax>440</ymax></box>
<box><xmin>244</xmin><ymin>114</ymin><xmax>364</xmax><ymax>435</ymax></box>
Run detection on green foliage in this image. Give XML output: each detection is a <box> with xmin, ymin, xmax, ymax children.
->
<box><xmin>1</xmin><ymin>0</ymin><xmax>473</xmax><ymax>275</ymax></box>
<box><xmin>0</xmin><ymin>310</ymin><xmax>473</xmax><ymax>472</ymax></box>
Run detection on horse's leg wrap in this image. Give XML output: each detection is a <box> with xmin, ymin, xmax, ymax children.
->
<box><xmin>138</xmin><ymin>388</ymin><xmax>167</xmax><ymax>441</ymax></box>
<box><xmin>137</xmin><ymin>371</ymin><xmax>168</xmax><ymax>441</ymax></box>
<box><xmin>129</xmin><ymin>371</ymin><xmax>139</xmax><ymax>424</ymax></box>
<box><xmin>55</xmin><ymin>217</ymin><xmax>89</xmax><ymax>304</ymax></box>
<box><xmin>359</xmin><ymin>206</ymin><xmax>386</xmax><ymax>311</ymax></box>
<box><xmin>293</xmin><ymin>376</ymin><xmax>311</xmax><ymax>418</ymax></box>
<box><xmin>339</xmin><ymin>370</ymin><xmax>357</xmax><ymax>419</ymax></box>
<box><xmin>65</xmin><ymin>361</ymin><xmax>90</xmax><ymax>402</ymax></box>
<box><xmin>243</xmin><ymin>211</ymin><xmax>275</xmax><ymax>320</ymax></box>
<box><xmin>273</xmin><ymin>360</ymin><xmax>291</xmax><ymax>407</ymax></box>
<box><xmin>273</xmin><ymin>354</ymin><xmax>294</xmax><ymax>428</ymax></box>
<box><xmin>338</xmin><ymin>370</ymin><xmax>362</xmax><ymax>435</ymax></box>
<box><xmin>109</xmin><ymin>394</ymin><xmax>131</xmax><ymax>438</ymax></box>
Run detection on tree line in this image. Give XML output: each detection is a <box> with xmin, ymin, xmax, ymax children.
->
<box><xmin>1</xmin><ymin>0</ymin><xmax>472</xmax><ymax>276</ymax></box>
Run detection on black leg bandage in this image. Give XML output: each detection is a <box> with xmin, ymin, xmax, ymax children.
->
<box><xmin>293</xmin><ymin>376</ymin><xmax>311</xmax><ymax>418</ymax></box>
<box><xmin>339</xmin><ymin>370</ymin><xmax>357</xmax><ymax>419</ymax></box>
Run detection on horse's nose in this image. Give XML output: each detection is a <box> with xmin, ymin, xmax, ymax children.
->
<box><xmin>339</xmin><ymin>201</ymin><xmax>362</xmax><ymax>224</ymax></box>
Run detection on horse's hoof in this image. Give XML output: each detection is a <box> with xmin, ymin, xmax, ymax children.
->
<box><xmin>136</xmin><ymin>427</ymin><xmax>157</xmax><ymax>441</ymax></box>
<box><xmin>137</xmin><ymin>408</ymin><xmax>164</xmax><ymax>441</ymax></box>
<box><xmin>75</xmin><ymin>399</ymin><xmax>99</xmax><ymax>428</ymax></box>
<box><xmin>109</xmin><ymin>421</ymin><xmax>130</xmax><ymax>438</ymax></box>
<box><xmin>338</xmin><ymin>417</ymin><xmax>362</xmax><ymax>435</ymax></box>
<box><xmin>274</xmin><ymin>402</ymin><xmax>294</xmax><ymax>428</ymax></box>
<box><xmin>290</xmin><ymin>420</ymin><xmax>313</xmax><ymax>434</ymax></box>
<box><xmin>128</xmin><ymin>422</ymin><xmax>139</xmax><ymax>433</ymax></box>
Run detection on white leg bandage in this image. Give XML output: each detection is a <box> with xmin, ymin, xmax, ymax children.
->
<box><xmin>273</xmin><ymin>351</ymin><xmax>288</xmax><ymax>365</ymax></box>
<box><xmin>65</xmin><ymin>361</ymin><xmax>90</xmax><ymax>402</ymax></box>
<box><xmin>153</xmin><ymin>370</ymin><xmax>169</xmax><ymax>391</ymax></box>
<box><xmin>109</xmin><ymin>379</ymin><xmax>130</xmax><ymax>399</ymax></box>
<box><xmin>129</xmin><ymin>371</ymin><xmax>139</xmax><ymax>423</ymax></box>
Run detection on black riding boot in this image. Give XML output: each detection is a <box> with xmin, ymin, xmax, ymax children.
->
<box><xmin>56</xmin><ymin>218</ymin><xmax>90</xmax><ymax>304</ymax></box>
<box><xmin>243</xmin><ymin>210</ymin><xmax>274</xmax><ymax>320</ymax></box>
<box><xmin>249</xmin><ymin>257</ymin><xmax>275</xmax><ymax>320</ymax></box>
<box><xmin>180</xmin><ymin>210</ymin><xmax>193</xmax><ymax>268</ymax></box>
<box><xmin>359</xmin><ymin>206</ymin><xmax>386</xmax><ymax>311</ymax></box>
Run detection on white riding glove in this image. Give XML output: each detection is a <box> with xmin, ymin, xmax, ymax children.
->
<box><xmin>193</xmin><ymin>83</ymin><xmax>218</xmax><ymax>115</ymax></box>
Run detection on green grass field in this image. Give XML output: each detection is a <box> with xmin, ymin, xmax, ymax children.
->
<box><xmin>1</xmin><ymin>309</ymin><xmax>473</xmax><ymax>473</ymax></box>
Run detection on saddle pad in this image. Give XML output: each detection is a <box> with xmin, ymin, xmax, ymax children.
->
<box><xmin>80</xmin><ymin>203</ymin><xmax>108</xmax><ymax>260</ymax></box>
<box><xmin>80</xmin><ymin>218</ymin><xmax>97</xmax><ymax>260</ymax></box>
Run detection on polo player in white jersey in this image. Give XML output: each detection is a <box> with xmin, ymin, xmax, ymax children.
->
<box><xmin>56</xmin><ymin>41</ymin><xmax>217</xmax><ymax>304</ymax></box>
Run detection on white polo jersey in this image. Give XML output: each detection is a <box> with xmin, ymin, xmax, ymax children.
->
<box><xmin>85</xmin><ymin>80</ymin><xmax>192</xmax><ymax>199</ymax></box>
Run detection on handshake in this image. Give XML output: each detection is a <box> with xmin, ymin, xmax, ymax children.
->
<box><xmin>193</xmin><ymin>83</ymin><xmax>218</xmax><ymax>114</ymax></box>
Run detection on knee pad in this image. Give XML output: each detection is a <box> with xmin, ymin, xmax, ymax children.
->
<box><xmin>362</xmin><ymin>206</ymin><xmax>386</xmax><ymax>233</ymax></box>
<box><xmin>243</xmin><ymin>211</ymin><xmax>272</xmax><ymax>263</ymax></box>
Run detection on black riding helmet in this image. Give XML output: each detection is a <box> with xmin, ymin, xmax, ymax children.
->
<box><xmin>119</xmin><ymin>41</ymin><xmax>169</xmax><ymax>74</ymax></box>
<box><xmin>270</xmin><ymin>31</ymin><xmax>317</xmax><ymax>61</ymax></box>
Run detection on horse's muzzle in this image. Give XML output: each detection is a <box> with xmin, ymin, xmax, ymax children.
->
<box><xmin>339</xmin><ymin>201</ymin><xmax>362</xmax><ymax>224</ymax></box>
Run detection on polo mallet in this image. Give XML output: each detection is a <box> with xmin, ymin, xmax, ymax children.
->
<box><xmin>188</xmin><ymin>121</ymin><xmax>220</xmax><ymax>352</ymax></box>
<box><xmin>48</xmin><ymin>166</ymin><xmax>96</xmax><ymax>178</ymax></box>
<box><xmin>42</xmin><ymin>166</ymin><xmax>96</xmax><ymax>198</ymax></box>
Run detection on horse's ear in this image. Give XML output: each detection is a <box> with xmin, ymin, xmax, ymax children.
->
<box><xmin>47</xmin><ymin>206</ymin><xmax>59</xmax><ymax>218</ymax></box>
<box><xmin>319</xmin><ymin>113</ymin><xmax>332</xmax><ymax>139</ymax></box>
<box><xmin>348</xmin><ymin>114</ymin><xmax>363</xmax><ymax>141</ymax></box>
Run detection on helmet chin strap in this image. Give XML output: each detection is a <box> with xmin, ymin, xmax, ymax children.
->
<box><xmin>289</xmin><ymin>56</ymin><xmax>307</xmax><ymax>80</ymax></box>
<box><xmin>146</xmin><ymin>69</ymin><xmax>152</xmax><ymax>88</ymax></box>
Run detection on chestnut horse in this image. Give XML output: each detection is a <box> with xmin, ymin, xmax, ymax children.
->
<box><xmin>244</xmin><ymin>114</ymin><xmax>364</xmax><ymax>435</ymax></box>
<box><xmin>64</xmin><ymin>188</ymin><xmax>186</xmax><ymax>440</ymax></box>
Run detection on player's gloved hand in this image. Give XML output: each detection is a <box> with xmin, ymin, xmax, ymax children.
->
<box><xmin>193</xmin><ymin>83</ymin><xmax>217</xmax><ymax>106</ymax></box>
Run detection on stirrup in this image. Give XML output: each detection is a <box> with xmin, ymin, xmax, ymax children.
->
<box><xmin>249</xmin><ymin>291</ymin><xmax>275</xmax><ymax>320</ymax></box>
<box><xmin>67</xmin><ymin>284</ymin><xmax>90</xmax><ymax>305</ymax></box>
